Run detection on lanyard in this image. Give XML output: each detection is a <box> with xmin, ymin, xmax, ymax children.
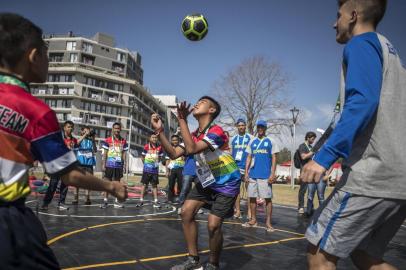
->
<box><xmin>111</xmin><ymin>136</ymin><xmax>122</xmax><ymax>152</ymax></box>
<box><xmin>304</xmin><ymin>142</ymin><xmax>312</xmax><ymax>152</ymax></box>
<box><xmin>253</xmin><ymin>137</ymin><xmax>266</xmax><ymax>152</ymax></box>
<box><xmin>236</xmin><ymin>134</ymin><xmax>249</xmax><ymax>149</ymax></box>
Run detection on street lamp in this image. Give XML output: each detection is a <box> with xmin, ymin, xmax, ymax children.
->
<box><xmin>126</xmin><ymin>100</ymin><xmax>136</xmax><ymax>181</ymax></box>
<box><xmin>290</xmin><ymin>106</ymin><xmax>299</xmax><ymax>189</ymax></box>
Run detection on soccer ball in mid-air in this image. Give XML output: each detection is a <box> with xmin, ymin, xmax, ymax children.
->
<box><xmin>181</xmin><ymin>13</ymin><xmax>208</xmax><ymax>41</ymax></box>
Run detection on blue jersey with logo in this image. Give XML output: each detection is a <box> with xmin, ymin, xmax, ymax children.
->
<box><xmin>76</xmin><ymin>138</ymin><xmax>96</xmax><ymax>166</ymax></box>
<box><xmin>183</xmin><ymin>155</ymin><xmax>196</xmax><ymax>176</ymax></box>
<box><xmin>246</xmin><ymin>137</ymin><xmax>279</xmax><ymax>179</ymax></box>
<box><xmin>230</xmin><ymin>134</ymin><xmax>253</xmax><ymax>172</ymax></box>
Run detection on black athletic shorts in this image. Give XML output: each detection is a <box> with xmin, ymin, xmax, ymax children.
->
<box><xmin>104</xmin><ymin>167</ymin><xmax>123</xmax><ymax>180</ymax></box>
<box><xmin>141</xmin><ymin>172</ymin><xmax>159</xmax><ymax>186</ymax></box>
<box><xmin>187</xmin><ymin>183</ymin><xmax>237</xmax><ymax>219</ymax></box>
<box><xmin>0</xmin><ymin>198</ymin><xmax>60</xmax><ymax>269</ymax></box>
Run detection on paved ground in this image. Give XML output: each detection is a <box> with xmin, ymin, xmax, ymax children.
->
<box><xmin>28</xmin><ymin>193</ymin><xmax>406</xmax><ymax>270</ymax></box>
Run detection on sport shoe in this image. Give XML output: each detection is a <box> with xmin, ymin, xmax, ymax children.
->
<box><xmin>170</xmin><ymin>256</ymin><xmax>202</xmax><ymax>270</ymax></box>
<box><xmin>197</xmin><ymin>209</ymin><xmax>204</xmax><ymax>214</ymax></box>
<box><xmin>153</xmin><ymin>201</ymin><xmax>161</xmax><ymax>208</ymax></box>
<box><xmin>177</xmin><ymin>207</ymin><xmax>182</xmax><ymax>215</ymax></box>
<box><xmin>203</xmin><ymin>263</ymin><xmax>219</xmax><ymax>270</ymax></box>
<box><xmin>114</xmin><ymin>202</ymin><xmax>124</xmax><ymax>208</ymax></box>
<box><xmin>298</xmin><ymin>208</ymin><xmax>305</xmax><ymax>214</ymax></box>
<box><xmin>71</xmin><ymin>200</ymin><xmax>79</xmax><ymax>205</ymax></box>
<box><xmin>84</xmin><ymin>200</ymin><xmax>92</xmax><ymax>205</ymax></box>
<box><xmin>100</xmin><ymin>199</ymin><xmax>108</xmax><ymax>209</ymax></box>
<box><xmin>58</xmin><ymin>203</ymin><xmax>69</xmax><ymax>210</ymax></box>
<box><xmin>135</xmin><ymin>201</ymin><xmax>144</xmax><ymax>207</ymax></box>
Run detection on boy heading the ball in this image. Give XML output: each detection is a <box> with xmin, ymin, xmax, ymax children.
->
<box><xmin>151</xmin><ymin>96</ymin><xmax>241</xmax><ymax>270</ymax></box>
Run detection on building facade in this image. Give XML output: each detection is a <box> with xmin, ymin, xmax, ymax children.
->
<box><xmin>153</xmin><ymin>95</ymin><xmax>179</xmax><ymax>136</ymax></box>
<box><xmin>31</xmin><ymin>32</ymin><xmax>167</xmax><ymax>154</ymax></box>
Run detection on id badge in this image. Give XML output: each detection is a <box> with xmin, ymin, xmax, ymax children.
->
<box><xmin>250</xmin><ymin>157</ymin><xmax>255</xmax><ymax>168</ymax></box>
<box><xmin>235</xmin><ymin>151</ymin><xmax>243</xmax><ymax>161</ymax></box>
<box><xmin>196</xmin><ymin>163</ymin><xmax>215</xmax><ymax>188</ymax></box>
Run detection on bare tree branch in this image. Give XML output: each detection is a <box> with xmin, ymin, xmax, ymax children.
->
<box><xmin>211</xmin><ymin>56</ymin><xmax>293</xmax><ymax>137</ymax></box>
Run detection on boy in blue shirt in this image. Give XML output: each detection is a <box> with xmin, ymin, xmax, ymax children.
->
<box><xmin>243</xmin><ymin>120</ymin><xmax>279</xmax><ymax>232</ymax></box>
<box><xmin>230</xmin><ymin>118</ymin><xmax>253</xmax><ymax>219</ymax></box>
<box><xmin>302</xmin><ymin>1</ymin><xmax>406</xmax><ymax>269</ymax></box>
<box><xmin>73</xmin><ymin>126</ymin><xmax>97</xmax><ymax>205</ymax></box>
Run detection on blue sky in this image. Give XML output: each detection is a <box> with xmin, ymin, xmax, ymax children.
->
<box><xmin>3</xmin><ymin>0</ymin><xmax>406</xmax><ymax>146</ymax></box>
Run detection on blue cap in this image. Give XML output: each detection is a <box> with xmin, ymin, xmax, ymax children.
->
<box><xmin>236</xmin><ymin>118</ymin><xmax>246</xmax><ymax>125</ymax></box>
<box><xmin>256</xmin><ymin>120</ymin><xmax>267</xmax><ymax>128</ymax></box>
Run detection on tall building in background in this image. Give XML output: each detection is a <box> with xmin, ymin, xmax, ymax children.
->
<box><xmin>31</xmin><ymin>32</ymin><xmax>168</xmax><ymax>154</ymax></box>
<box><xmin>153</xmin><ymin>95</ymin><xmax>179</xmax><ymax>136</ymax></box>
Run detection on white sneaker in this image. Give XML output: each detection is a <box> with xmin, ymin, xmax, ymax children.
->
<box><xmin>177</xmin><ymin>208</ymin><xmax>182</xmax><ymax>215</ymax></box>
<box><xmin>100</xmin><ymin>199</ymin><xmax>108</xmax><ymax>209</ymax></box>
<box><xmin>298</xmin><ymin>208</ymin><xmax>305</xmax><ymax>214</ymax></box>
<box><xmin>153</xmin><ymin>201</ymin><xmax>161</xmax><ymax>208</ymax></box>
<box><xmin>57</xmin><ymin>203</ymin><xmax>69</xmax><ymax>210</ymax></box>
<box><xmin>114</xmin><ymin>202</ymin><xmax>124</xmax><ymax>208</ymax></box>
<box><xmin>197</xmin><ymin>209</ymin><xmax>204</xmax><ymax>214</ymax></box>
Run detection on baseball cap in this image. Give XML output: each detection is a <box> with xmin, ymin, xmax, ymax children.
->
<box><xmin>256</xmin><ymin>120</ymin><xmax>267</xmax><ymax>128</ymax></box>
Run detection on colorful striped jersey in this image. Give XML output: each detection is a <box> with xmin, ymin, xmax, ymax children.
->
<box><xmin>166</xmin><ymin>155</ymin><xmax>185</xmax><ymax>170</ymax></box>
<box><xmin>0</xmin><ymin>74</ymin><xmax>77</xmax><ymax>202</ymax></box>
<box><xmin>142</xmin><ymin>143</ymin><xmax>163</xmax><ymax>174</ymax></box>
<box><xmin>101</xmin><ymin>137</ymin><xmax>128</xmax><ymax>168</ymax></box>
<box><xmin>193</xmin><ymin>125</ymin><xmax>241</xmax><ymax>196</ymax></box>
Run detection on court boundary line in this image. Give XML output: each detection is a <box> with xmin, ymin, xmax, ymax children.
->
<box><xmin>47</xmin><ymin>217</ymin><xmax>305</xmax><ymax>245</ymax></box>
<box><xmin>61</xmin><ymin>236</ymin><xmax>305</xmax><ymax>270</ymax></box>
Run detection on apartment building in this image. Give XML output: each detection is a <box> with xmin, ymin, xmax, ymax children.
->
<box><xmin>31</xmin><ymin>32</ymin><xmax>168</xmax><ymax>154</ymax></box>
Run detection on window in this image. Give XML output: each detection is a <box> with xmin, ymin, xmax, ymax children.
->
<box><xmin>69</xmin><ymin>53</ymin><xmax>78</xmax><ymax>63</ymax></box>
<box><xmin>82</xmin><ymin>55</ymin><xmax>95</xmax><ymax>65</ymax></box>
<box><xmin>82</xmin><ymin>42</ymin><xmax>93</xmax><ymax>53</ymax></box>
<box><xmin>66</xmin><ymin>41</ymin><xmax>77</xmax><ymax>51</ymax></box>
<box><xmin>49</xmin><ymin>53</ymin><xmax>64</xmax><ymax>62</ymax></box>
<box><xmin>112</xmin><ymin>62</ymin><xmax>125</xmax><ymax>73</ymax></box>
<box><xmin>117</xmin><ymin>52</ymin><xmax>126</xmax><ymax>62</ymax></box>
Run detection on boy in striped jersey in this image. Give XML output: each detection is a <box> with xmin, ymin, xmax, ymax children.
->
<box><xmin>151</xmin><ymin>96</ymin><xmax>241</xmax><ymax>270</ymax></box>
<box><xmin>0</xmin><ymin>13</ymin><xmax>127</xmax><ymax>269</ymax></box>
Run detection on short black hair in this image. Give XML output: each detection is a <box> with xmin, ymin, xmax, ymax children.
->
<box><xmin>305</xmin><ymin>131</ymin><xmax>316</xmax><ymax>140</ymax></box>
<box><xmin>171</xmin><ymin>134</ymin><xmax>180</xmax><ymax>140</ymax></box>
<box><xmin>338</xmin><ymin>0</ymin><xmax>387</xmax><ymax>27</ymax></box>
<box><xmin>63</xmin><ymin>120</ymin><xmax>74</xmax><ymax>127</ymax></box>
<box><xmin>0</xmin><ymin>13</ymin><xmax>44</xmax><ymax>69</ymax></box>
<box><xmin>199</xmin><ymin>96</ymin><xmax>221</xmax><ymax>120</ymax></box>
<box><xmin>112</xmin><ymin>122</ymin><xmax>121</xmax><ymax>128</ymax></box>
<box><xmin>81</xmin><ymin>125</ymin><xmax>90</xmax><ymax>130</ymax></box>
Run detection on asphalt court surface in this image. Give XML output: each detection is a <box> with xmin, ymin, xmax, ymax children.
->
<box><xmin>28</xmin><ymin>195</ymin><xmax>406</xmax><ymax>270</ymax></box>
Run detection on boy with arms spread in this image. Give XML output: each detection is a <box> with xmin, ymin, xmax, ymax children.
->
<box><xmin>139</xmin><ymin>133</ymin><xmax>164</xmax><ymax>207</ymax></box>
<box><xmin>301</xmin><ymin>1</ymin><xmax>406</xmax><ymax>269</ymax></box>
<box><xmin>0</xmin><ymin>13</ymin><xmax>127</xmax><ymax>269</ymax></box>
<box><xmin>101</xmin><ymin>122</ymin><xmax>128</xmax><ymax>208</ymax></box>
<box><xmin>151</xmin><ymin>96</ymin><xmax>241</xmax><ymax>270</ymax></box>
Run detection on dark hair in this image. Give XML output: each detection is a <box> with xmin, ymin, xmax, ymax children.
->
<box><xmin>112</xmin><ymin>122</ymin><xmax>121</xmax><ymax>128</ymax></box>
<box><xmin>0</xmin><ymin>13</ymin><xmax>44</xmax><ymax>69</ymax></box>
<box><xmin>81</xmin><ymin>125</ymin><xmax>90</xmax><ymax>130</ymax></box>
<box><xmin>338</xmin><ymin>0</ymin><xmax>387</xmax><ymax>27</ymax></box>
<box><xmin>199</xmin><ymin>96</ymin><xmax>221</xmax><ymax>120</ymax></box>
<box><xmin>305</xmin><ymin>131</ymin><xmax>316</xmax><ymax>140</ymax></box>
<box><xmin>171</xmin><ymin>134</ymin><xmax>180</xmax><ymax>140</ymax></box>
<box><xmin>63</xmin><ymin>120</ymin><xmax>74</xmax><ymax>127</ymax></box>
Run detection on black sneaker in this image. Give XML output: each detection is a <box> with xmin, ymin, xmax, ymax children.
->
<box><xmin>100</xmin><ymin>200</ymin><xmax>108</xmax><ymax>209</ymax></box>
<box><xmin>135</xmin><ymin>201</ymin><xmax>144</xmax><ymax>207</ymax></box>
<box><xmin>170</xmin><ymin>256</ymin><xmax>202</xmax><ymax>270</ymax></box>
<box><xmin>203</xmin><ymin>263</ymin><xmax>219</xmax><ymax>270</ymax></box>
